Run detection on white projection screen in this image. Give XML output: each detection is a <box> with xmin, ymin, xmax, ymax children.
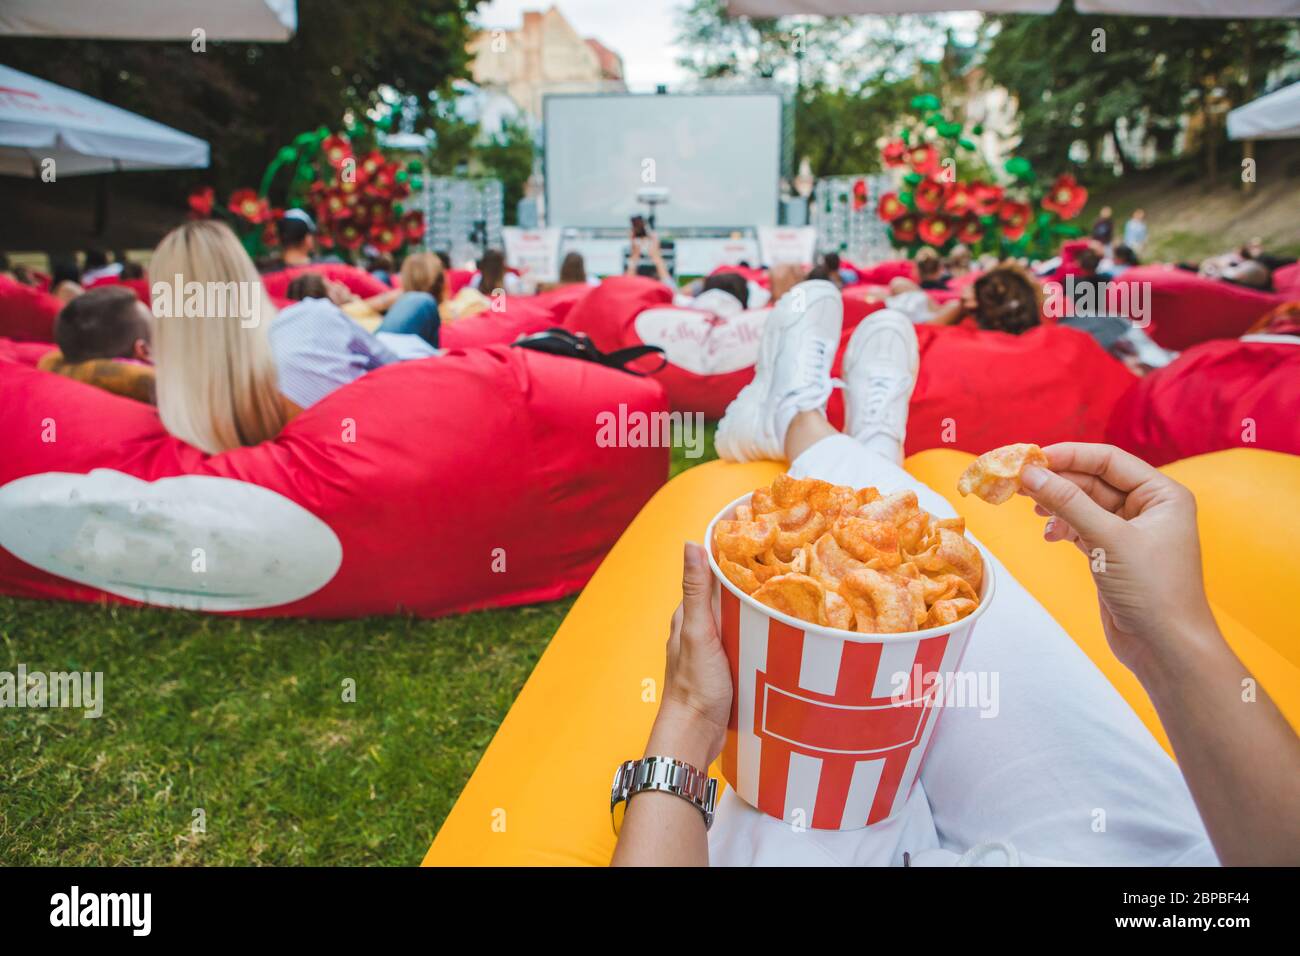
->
<box><xmin>544</xmin><ymin>92</ymin><xmax>783</xmax><ymax>229</ymax></box>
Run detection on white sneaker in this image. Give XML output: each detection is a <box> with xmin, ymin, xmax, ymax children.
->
<box><xmin>716</xmin><ymin>279</ymin><xmax>843</xmax><ymax>462</ymax></box>
<box><xmin>842</xmin><ymin>308</ymin><xmax>919</xmax><ymax>465</ymax></box>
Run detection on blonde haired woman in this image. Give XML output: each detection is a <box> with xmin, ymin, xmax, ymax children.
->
<box><xmin>149</xmin><ymin>220</ymin><xmax>298</xmax><ymax>454</ymax></box>
<box><xmin>360</xmin><ymin>250</ymin><xmax>444</xmax><ymax>346</ymax></box>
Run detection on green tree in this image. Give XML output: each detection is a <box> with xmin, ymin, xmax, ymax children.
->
<box><xmin>983</xmin><ymin>1</ymin><xmax>1296</xmax><ymax>179</ymax></box>
<box><xmin>0</xmin><ymin>0</ymin><xmax>480</xmax><ymax>195</ymax></box>
<box><xmin>473</xmin><ymin>120</ymin><xmax>536</xmax><ymax>226</ymax></box>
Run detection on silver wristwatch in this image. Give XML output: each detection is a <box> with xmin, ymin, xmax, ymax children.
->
<box><xmin>611</xmin><ymin>756</ymin><xmax>719</xmax><ymax>834</ymax></box>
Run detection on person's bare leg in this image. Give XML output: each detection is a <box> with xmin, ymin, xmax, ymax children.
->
<box><xmin>783</xmin><ymin>409</ymin><xmax>839</xmax><ymax>463</ymax></box>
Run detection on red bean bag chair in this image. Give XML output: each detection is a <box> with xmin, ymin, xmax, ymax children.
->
<box><xmin>1107</xmin><ymin>265</ymin><xmax>1287</xmax><ymax>351</ymax></box>
<box><xmin>844</xmin><ymin>259</ymin><xmax>917</xmax><ymax>288</ymax></box>
<box><xmin>564</xmin><ymin>276</ymin><xmax>775</xmax><ymax>419</ymax></box>
<box><xmin>0</xmin><ymin>275</ymin><xmax>62</xmax><ymax>342</ymax></box>
<box><xmin>441</xmin><ymin>283</ymin><xmax>592</xmax><ymax>350</ymax></box>
<box><xmin>0</xmin><ymin>342</ymin><xmax>668</xmax><ymax>617</ymax></box>
<box><xmin>1106</xmin><ymin>335</ymin><xmax>1300</xmax><ymax>466</ymax></box>
<box><xmin>826</xmin><ymin>321</ymin><xmax>1137</xmax><ymax>457</ymax></box>
<box><xmin>447</xmin><ymin>268</ymin><xmax>475</xmax><ymax>295</ymax></box>
<box><xmin>1272</xmin><ymin>262</ymin><xmax>1300</xmax><ymax>297</ymax></box>
<box><xmin>260</xmin><ymin>263</ymin><xmax>391</xmax><ymax>302</ymax></box>
<box><xmin>82</xmin><ymin>273</ymin><xmax>152</xmax><ymax>306</ymax></box>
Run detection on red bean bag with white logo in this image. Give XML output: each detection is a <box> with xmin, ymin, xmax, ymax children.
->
<box><xmin>826</xmin><ymin>321</ymin><xmax>1137</xmax><ymax>456</ymax></box>
<box><xmin>441</xmin><ymin>283</ymin><xmax>592</xmax><ymax>350</ymax></box>
<box><xmin>1108</xmin><ymin>265</ymin><xmax>1288</xmax><ymax>351</ymax></box>
<box><xmin>1106</xmin><ymin>335</ymin><xmax>1300</xmax><ymax>466</ymax></box>
<box><xmin>260</xmin><ymin>263</ymin><xmax>391</xmax><ymax>301</ymax></box>
<box><xmin>0</xmin><ymin>341</ymin><xmax>668</xmax><ymax>617</ymax></box>
<box><xmin>564</xmin><ymin>276</ymin><xmax>772</xmax><ymax>419</ymax></box>
<box><xmin>0</xmin><ymin>275</ymin><xmax>62</xmax><ymax>342</ymax></box>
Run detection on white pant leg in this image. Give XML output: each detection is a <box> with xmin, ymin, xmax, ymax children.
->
<box><xmin>772</xmin><ymin>433</ymin><xmax>1216</xmax><ymax>866</ymax></box>
<box><xmin>708</xmin><ymin>779</ymin><xmax>939</xmax><ymax>866</ymax></box>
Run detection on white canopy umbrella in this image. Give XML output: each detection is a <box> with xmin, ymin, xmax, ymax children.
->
<box><xmin>0</xmin><ymin>0</ymin><xmax>297</xmax><ymax>42</ymax></box>
<box><xmin>1228</xmin><ymin>82</ymin><xmax>1300</xmax><ymax>141</ymax></box>
<box><xmin>727</xmin><ymin>0</ymin><xmax>1300</xmax><ymax>16</ymax></box>
<box><xmin>0</xmin><ymin>64</ymin><xmax>209</xmax><ymax>176</ymax></box>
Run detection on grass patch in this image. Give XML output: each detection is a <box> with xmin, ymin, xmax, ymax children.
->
<box><xmin>0</xmin><ymin>425</ymin><xmax>720</xmax><ymax>865</ymax></box>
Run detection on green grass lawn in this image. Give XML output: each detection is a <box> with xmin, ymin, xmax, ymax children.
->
<box><xmin>0</xmin><ymin>422</ymin><xmax>717</xmax><ymax>865</ymax></box>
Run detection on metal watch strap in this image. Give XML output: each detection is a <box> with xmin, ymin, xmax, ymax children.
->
<box><xmin>611</xmin><ymin>756</ymin><xmax>718</xmax><ymax>833</ymax></box>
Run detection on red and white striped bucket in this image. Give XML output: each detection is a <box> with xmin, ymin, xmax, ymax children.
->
<box><xmin>706</xmin><ymin>492</ymin><xmax>996</xmax><ymax>831</ymax></box>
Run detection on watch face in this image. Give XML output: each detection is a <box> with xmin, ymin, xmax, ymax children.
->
<box><xmin>611</xmin><ymin>797</ymin><xmax>627</xmax><ymax>837</ymax></box>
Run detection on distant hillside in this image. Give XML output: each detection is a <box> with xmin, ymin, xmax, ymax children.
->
<box><xmin>1083</xmin><ymin>141</ymin><xmax>1300</xmax><ymax>264</ymax></box>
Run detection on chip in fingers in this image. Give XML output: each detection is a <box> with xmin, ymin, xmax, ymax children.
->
<box><xmin>957</xmin><ymin>443</ymin><xmax>1050</xmax><ymax>505</ymax></box>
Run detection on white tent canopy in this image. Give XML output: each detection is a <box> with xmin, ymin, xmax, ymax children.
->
<box><xmin>0</xmin><ymin>0</ymin><xmax>297</xmax><ymax>42</ymax></box>
<box><xmin>1228</xmin><ymin>82</ymin><xmax>1300</xmax><ymax>141</ymax></box>
<box><xmin>0</xmin><ymin>64</ymin><xmax>209</xmax><ymax>177</ymax></box>
<box><xmin>727</xmin><ymin>0</ymin><xmax>1300</xmax><ymax>16</ymax></box>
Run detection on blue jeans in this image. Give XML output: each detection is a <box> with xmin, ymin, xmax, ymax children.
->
<box><xmin>378</xmin><ymin>291</ymin><xmax>441</xmax><ymax>348</ymax></box>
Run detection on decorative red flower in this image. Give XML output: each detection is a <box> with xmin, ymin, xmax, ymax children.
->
<box><xmin>999</xmin><ymin>200</ymin><xmax>1033</xmax><ymax>241</ymax></box>
<box><xmin>323</xmin><ymin>189</ymin><xmax>352</xmax><ymax>220</ymax></box>
<box><xmin>228</xmin><ymin>188</ymin><xmax>270</xmax><ymax>224</ymax></box>
<box><xmin>969</xmin><ymin>181</ymin><xmax>1005</xmax><ymax>217</ymax></box>
<box><xmin>1040</xmin><ymin>173</ymin><xmax>1088</xmax><ymax>221</ymax></box>
<box><xmin>365</xmin><ymin>164</ymin><xmax>398</xmax><ymax>198</ymax></box>
<box><xmin>882</xmin><ymin>139</ymin><xmax>909</xmax><ymax>168</ymax></box>
<box><xmin>913</xmin><ymin>177</ymin><xmax>949</xmax><ymax>214</ymax></box>
<box><xmin>337</xmin><ymin>221</ymin><xmax>366</xmax><ymax>250</ymax></box>
<box><xmin>359</xmin><ymin>150</ymin><xmax>387</xmax><ymax>181</ymax></box>
<box><xmin>369</xmin><ymin>222</ymin><xmax>404</xmax><ymax>253</ymax></box>
<box><xmin>877</xmin><ymin>191</ymin><xmax>908</xmax><ymax>222</ymax></box>
<box><xmin>188</xmin><ymin>186</ymin><xmax>215</xmax><ymax>218</ymax></box>
<box><xmin>943</xmin><ymin>183</ymin><xmax>975</xmax><ymax>217</ymax></box>
<box><xmin>851</xmin><ymin>178</ymin><xmax>868</xmax><ymax>212</ymax></box>
<box><xmin>321</xmin><ymin>133</ymin><xmax>353</xmax><ymax>169</ymax></box>
<box><xmin>907</xmin><ymin>144</ymin><xmax>939</xmax><ymax>177</ymax></box>
<box><xmin>891</xmin><ymin>214</ymin><xmax>919</xmax><ymax>244</ymax></box>
<box><xmin>956</xmin><ymin>217</ymin><xmax>984</xmax><ymax>245</ymax></box>
<box><xmin>918</xmin><ymin>216</ymin><xmax>953</xmax><ymax>247</ymax></box>
<box><xmin>401</xmin><ymin>210</ymin><xmax>425</xmax><ymax>241</ymax></box>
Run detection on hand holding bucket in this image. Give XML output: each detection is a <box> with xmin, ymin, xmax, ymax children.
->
<box><xmin>705</xmin><ymin>492</ymin><xmax>996</xmax><ymax>831</ymax></box>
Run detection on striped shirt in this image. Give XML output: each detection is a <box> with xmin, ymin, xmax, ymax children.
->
<box><xmin>268</xmin><ymin>297</ymin><xmax>402</xmax><ymax>409</ymax></box>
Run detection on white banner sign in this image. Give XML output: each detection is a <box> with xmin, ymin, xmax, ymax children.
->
<box><xmin>758</xmin><ymin>226</ymin><xmax>817</xmax><ymax>267</ymax></box>
<box><xmin>502</xmin><ymin>227</ymin><xmax>563</xmax><ymax>283</ymax></box>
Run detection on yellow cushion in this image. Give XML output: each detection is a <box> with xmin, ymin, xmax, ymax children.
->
<box><xmin>423</xmin><ymin>449</ymin><xmax>1299</xmax><ymax>866</ymax></box>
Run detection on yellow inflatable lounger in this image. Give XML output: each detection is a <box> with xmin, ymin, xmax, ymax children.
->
<box><xmin>424</xmin><ymin>448</ymin><xmax>1300</xmax><ymax>866</ymax></box>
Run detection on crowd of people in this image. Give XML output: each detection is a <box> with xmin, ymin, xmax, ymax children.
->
<box><xmin>2</xmin><ymin>192</ymin><xmax>1298</xmax><ymax>870</ymax></box>
<box><xmin>5</xmin><ymin>202</ymin><xmax>1296</xmax><ymax>457</ymax></box>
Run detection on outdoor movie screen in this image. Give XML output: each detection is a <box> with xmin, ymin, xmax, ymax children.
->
<box><xmin>543</xmin><ymin>91</ymin><xmax>783</xmax><ymax>230</ymax></box>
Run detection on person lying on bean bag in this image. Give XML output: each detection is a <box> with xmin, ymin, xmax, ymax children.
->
<box><xmin>1107</xmin><ymin>302</ymin><xmax>1300</xmax><ymax>466</ymax></box>
<box><xmin>36</xmin><ymin>286</ymin><xmax>155</xmax><ymax>404</ymax></box>
<box><xmin>614</xmin><ymin>284</ymin><xmax>1298</xmax><ymax>867</ymax></box>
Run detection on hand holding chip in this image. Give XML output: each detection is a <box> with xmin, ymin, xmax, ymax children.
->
<box><xmin>1015</xmin><ymin>442</ymin><xmax>1218</xmax><ymax>675</ymax></box>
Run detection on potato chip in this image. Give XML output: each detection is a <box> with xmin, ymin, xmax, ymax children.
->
<box><xmin>839</xmin><ymin>568</ymin><xmax>924</xmax><ymax>634</ymax></box>
<box><xmin>752</xmin><ymin>573</ymin><xmax>833</xmax><ymax>626</ymax></box>
<box><xmin>714</xmin><ymin>473</ymin><xmax>985</xmax><ymax>635</ymax></box>
<box><xmin>957</xmin><ymin>443</ymin><xmax>1050</xmax><ymax>505</ymax></box>
<box><xmin>923</xmin><ymin>597</ymin><xmax>978</xmax><ymax>627</ymax></box>
<box><xmin>831</xmin><ymin>515</ymin><xmax>900</xmax><ymax>567</ymax></box>
<box><xmin>807</xmin><ymin>532</ymin><xmax>866</xmax><ymax>590</ymax></box>
<box><xmin>713</xmin><ymin>514</ymin><xmax>778</xmax><ymax>559</ymax></box>
<box><xmin>910</xmin><ymin>526</ymin><xmax>984</xmax><ymax>593</ymax></box>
